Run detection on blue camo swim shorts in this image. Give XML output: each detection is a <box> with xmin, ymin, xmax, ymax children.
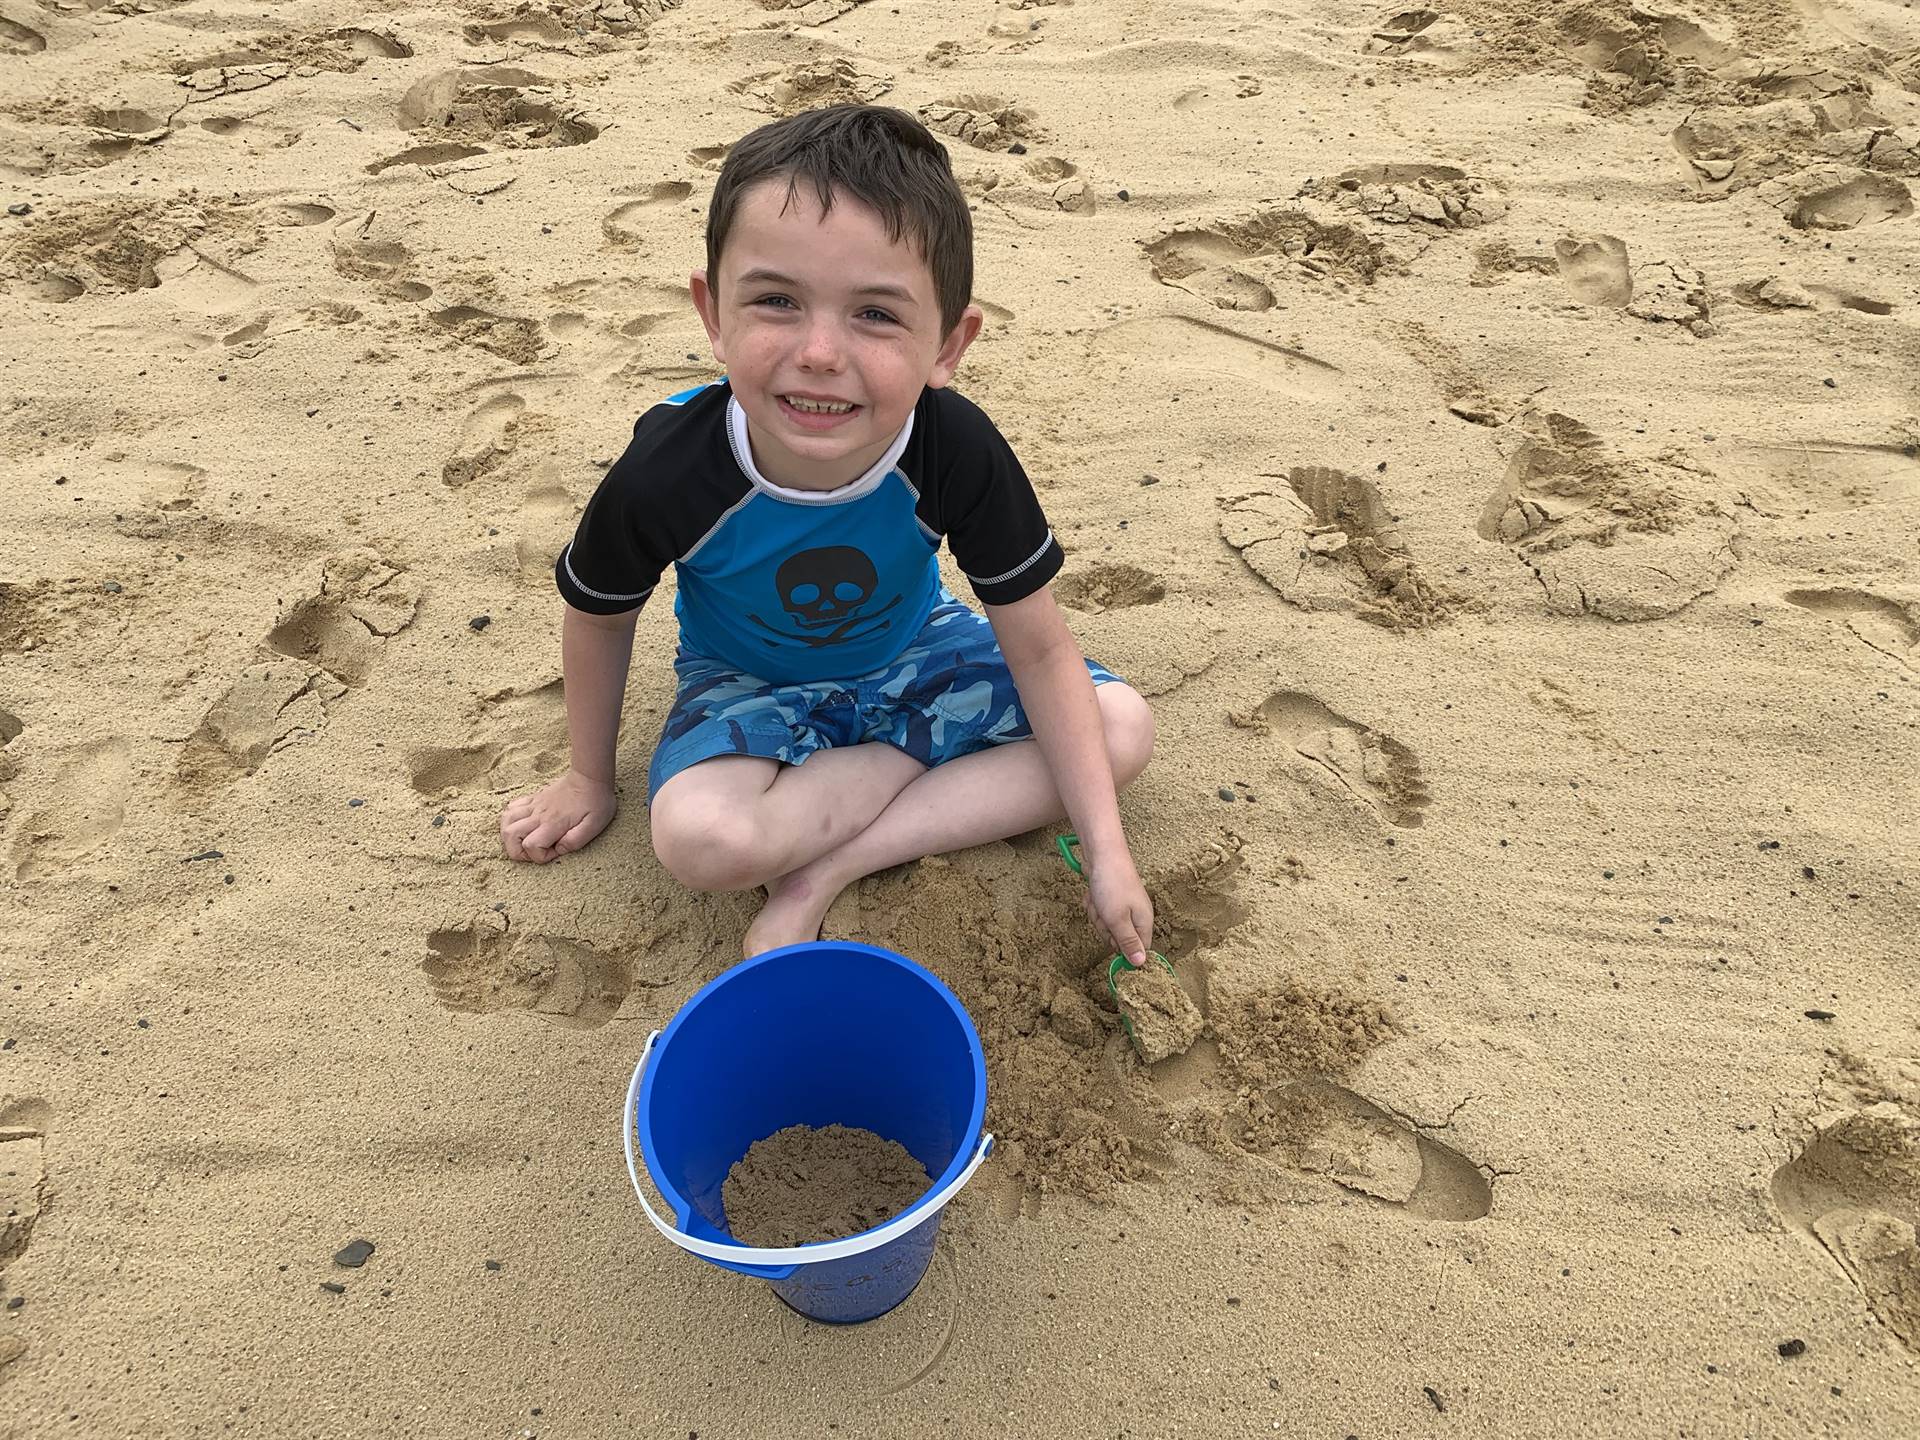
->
<box><xmin>647</xmin><ymin>590</ymin><xmax>1121</xmax><ymax>802</ymax></box>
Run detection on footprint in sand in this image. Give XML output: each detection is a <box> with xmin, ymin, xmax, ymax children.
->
<box><xmin>1359</xmin><ymin>8</ymin><xmax>1476</xmax><ymax>66</ymax></box>
<box><xmin>407</xmin><ymin>681</ymin><xmax>570</xmax><ymax>797</ymax></box>
<box><xmin>1239</xmin><ymin>690</ymin><xmax>1430</xmax><ymax>828</ymax></box>
<box><xmin>0</xmin><ymin>708</ymin><xmax>21</xmax><ymax>824</ymax></box>
<box><xmin>602</xmin><ymin>182</ymin><xmax>695</xmax><ymax>248</ymax></box>
<box><xmin>1</xmin><ymin>15</ymin><xmax>47</xmax><ymax>54</ymax></box>
<box><xmin>330</xmin><ymin>223</ymin><xmax>432</xmax><ymax>303</ymax></box>
<box><xmin>515</xmin><ymin>483</ymin><xmax>578</xmax><ymax>585</ymax></box>
<box><xmin>1554</xmin><ymin>233</ymin><xmax>1632</xmax><ymax>307</ymax></box>
<box><xmin>1783</xmin><ymin>586</ymin><xmax>1919</xmax><ymax>668</ymax></box>
<box><xmin>1144</xmin><ymin>208</ymin><xmax>1385</xmax><ymax>306</ymax></box>
<box><xmin>1731</xmin><ymin>277</ymin><xmax>1894</xmax><ymax>316</ymax></box>
<box><xmin>422</xmin><ymin>910</ymin><xmax>695</xmax><ymax>1028</ymax></box>
<box><xmin>729</xmin><ymin>59</ymin><xmax>893</xmax><ymax>117</ymax></box>
<box><xmin>1236</xmin><ymin>1079</ymin><xmax>1492</xmax><ymax>1221</ymax></box>
<box><xmin>173</xmin><ymin>27</ymin><xmax>411</xmax><ymax>98</ymax></box>
<box><xmin>1053</xmin><ymin>563</ymin><xmax>1165</xmax><ymax>615</ymax></box>
<box><xmin>918</xmin><ymin>94</ymin><xmax>1042</xmax><ymax>152</ymax></box>
<box><xmin>1773</xmin><ymin>1064</ymin><xmax>1920</xmax><ymax>1352</ymax></box>
<box><xmin>1301</xmin><ymin>165</ymin><xmax>1508</xmax><ymax>231</ymax></box>
<box><xmin>1477</xmin><ymin>412</ymin><xmax>1739</xmax><ymax>622</ymax></box>
<box><xmin>9</xmin><ymin>737</ymin><xmax>131</xmax><ymax>881</ymax></box>
<box><xmin>265</xmin><ymin>547</ymin><xmax>423</xmax><ymax>687</ymax></box>
<box><xmin>1</xmin><ymin>1102</ymin><xmax>49</xmax><ymax>1272</ymax></box>
<box><xmin>1757</xmin><ymin>166</ymin><xmax>1915</xmax><ymax>231</ymax></box>
<box><xmin>1727</xmin><ymin>438</ymin><xmax>1920</xmax><ymax>514</ymax></box>
<box><xmin>443</xmin><ymin>393</ymin><xmax>528</xmax><ymax>488</ymax></box>
<box><xmin>372</xmin><ymin>68</ymin><xmax>601</xmax><ymax>174</ymax></box>
<box><xmin>1</xmin><ymin>197</ymin><xmax>227</xmax><ymax>301</ymax></box>
<box><xmin>176</xmin><ymin>664</ymin><xmax>344</xmax><ymax>796</ymax></box>
<box><xmin>1220</xmin><ymin>467</ymin><xmax>1449</xmax><ymax>629</ymax></box>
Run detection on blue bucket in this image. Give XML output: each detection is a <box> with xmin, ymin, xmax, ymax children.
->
<box><xmin>622</xmin><ymin>941</ymin><xmax>993</xmax><ymax>1324</ymax></box>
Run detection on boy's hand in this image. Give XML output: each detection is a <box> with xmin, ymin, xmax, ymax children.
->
<box><xmin>1083</xmin><ymin>855</ymin><xmax>1155</xmax><ymax>968</ymax></box>
<box><xmin>500</xmin><ymin>770</ymin><xmax>617</xmax><ymax>864</ymax></box>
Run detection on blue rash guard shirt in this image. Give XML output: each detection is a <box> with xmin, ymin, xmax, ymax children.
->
<box><xmin>554</xmin><ymin>380</ymin><xmax>1065</xmax><ymax>685</ymax></box>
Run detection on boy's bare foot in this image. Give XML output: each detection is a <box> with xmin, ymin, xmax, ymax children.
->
<box><xmin>743</xmin><ymin>863</ymin><xmax>843</xmax><ymax>957</ymax></box>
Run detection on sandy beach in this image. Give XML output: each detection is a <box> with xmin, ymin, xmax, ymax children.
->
<box><xmin>4</xmin><ymin>0</ymin><xmax>1919</xmax><ymax>1433</ymax></box>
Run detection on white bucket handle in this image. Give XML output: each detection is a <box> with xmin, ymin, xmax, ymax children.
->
<box><xmin>621</xmin><ymin>1028</ymin><xmax>995</xmax><ymax>1268</ymax></box>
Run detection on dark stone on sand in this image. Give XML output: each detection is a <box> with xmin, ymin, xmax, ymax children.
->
<box><xmin>1423</xmin><ymin>1386</ymin><xmax>1446</xmax><ymax>1413</ymax></box>
<box><xmin>102</xmin><ymin>581</ymin><xmax>122</xmax><ymax>593</ymax></box>
<box><xmin>1802</xmin><ymin>866</ymin><xmax>1816</xmax><ymax>880</ymax></box>
<box><xmin>7</xmin><ymin>204</ymin><xmax>29</xmax><ymax>216</ymax></box>
<box><xmin>5</xmin><ymin>1296</ymin><xmax>21</xmax><ymax>1310</ymax></box>
<box><xmin>432</xmin><ymin>815</ymin><xmax>446</xmax><ymax>828</ymax></box>
<box><xmin>1778</xmin><ymin>1338</ymin><xmax>1807</xmax><ymax>1358</ymax></box>
<box><xmin>1759</xmin><ymin>840</ymin><xmax>1780</xmax><ymax>849</ymax></box>
<box><xmin>334</xmin><ymin>1239</ymin><xmax>375</xmax><ymax>1268</ymax></box>
<box><xmin>484</xmin><ymin>1259</ymin><xmax>502</xmax><ymax>1271</ymax></box>
<box><xmin>1117</xmin><ymin>189</ymin><xmax>1130</xmax><ymax>201</ymax></box>
<box><xmin>182</xmin><ymin>850</ymin><xmax>224</xmax><ymax>863</ymax></box>
<box><xmin>136</xmin><ymin>1018</ymin><xmax>148</xmax><ymax>1029</ymax></box>
<box><xmin>1007</xmin><ymin>142</ymin><xmax>1027</xmax><ymax>154</ymax></box>
<box><xmin>469</xmin><ymin>615</ymin><xmax>491</xmax><ymax>631</ymax></box>
<box><xmin>347</xmin><ymin>798</ymin><xmax>364</xmax><ymax>808</ymax></box>
<box><xmin>320</xmin><ymin>1282</ymin><xmax>346</xmax><ymax>1294</ymax></box>
<box><xmin>1217</xmin><ymin>787</ymin><xmax>1235</xmax><ymax>802</ymax></box>
<box><xmin>1822</xmin><ymin>377</ymin><xmax>1836</xmax><ymax>388</ymax></box>
<box><xmin>1805</xmin><ymin>1010</ymin><xmax>1835</xmax><ymax>1021</ymax></box>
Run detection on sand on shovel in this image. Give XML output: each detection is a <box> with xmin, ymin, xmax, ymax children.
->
<box><xmin>722</xmin><ymin>1123</ymin><xmax>933</xmax><ymax>1249</ymax></box>
<box><xmin>1114</xmin><ymin>963</ymin><xmax>1205</xmax><ymax>1064</ymax></box>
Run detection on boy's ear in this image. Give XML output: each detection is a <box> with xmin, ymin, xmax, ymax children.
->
<box><xmin>926</xmin><ymin>304</ymin><xmax>985</xmax><ymax>390</ymax></box>
<box><xmin>689</xmin><ymin>269</ymin><xmax>726</xmax><ymax>364</ymax></box>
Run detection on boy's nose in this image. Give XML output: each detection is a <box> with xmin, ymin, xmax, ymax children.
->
<box><xmin>796</xmin><ymin>318</ymin><xmax>844</xmax><ymax>370</ymax></box>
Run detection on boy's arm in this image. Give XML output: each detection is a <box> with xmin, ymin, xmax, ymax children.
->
<box><xmin>500</xmin><ymin>603</ymin><xmax>638</xmax><ymax>863</ymax></box>
<box><xmin>986</xmin><ymin>588</ymin><xmax>1154</xmax><ymax>963</ymax></box>
<box><xmin>560</xmin><ymin>603</ymin><xmax>641</xmax><ymax>785</ymax></box>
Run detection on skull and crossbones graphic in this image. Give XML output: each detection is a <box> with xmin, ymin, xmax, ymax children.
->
<box><xmin>748</xmin><ymin>546</ymin><xmax>901</xmax><ymax>648</ymax></box>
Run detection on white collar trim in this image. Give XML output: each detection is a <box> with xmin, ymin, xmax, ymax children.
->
<box><xmin>725</xmin><ymin>394</ymin><xmax>914</xmax><ymax>505</ymax></box>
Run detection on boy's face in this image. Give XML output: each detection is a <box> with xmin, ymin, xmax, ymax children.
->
<box><xmin>691</xmin><ymin>179</ymin><xmax>981</xmax><ymax>491</ymax></box>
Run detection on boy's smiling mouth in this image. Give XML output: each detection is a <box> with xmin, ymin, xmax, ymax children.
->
<box><xmin>777</xmin><ymin>392</ymin><xmax>862</xmax><ymax>429</ymax></box>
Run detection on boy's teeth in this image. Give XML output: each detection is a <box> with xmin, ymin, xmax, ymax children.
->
<box><xmin>785</xmin><ymin>396</ymin><xmax>854</xmax><ymax>414</ymax></box>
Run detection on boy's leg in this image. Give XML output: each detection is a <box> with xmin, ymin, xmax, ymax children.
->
<box><xmin>744</xmin><ymin>682</ymin><xmax>1153</xmax><ymax>955</ymax></box>
<box><xmin>650</xmin><ymin>741</ymin><xmax>926</xmax><ymax>893</ymax></box>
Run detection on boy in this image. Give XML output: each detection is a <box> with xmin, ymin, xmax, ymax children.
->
<box><xmin>499</xmin><ymin>104</ymin><xmax>1156</xmax><ymax>963</ymax></box>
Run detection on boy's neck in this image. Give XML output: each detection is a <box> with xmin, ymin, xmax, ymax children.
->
<box><xmin>730</xmin><ymin>396</ymin><xmax>911</xmax><ymax>496</ymax></box>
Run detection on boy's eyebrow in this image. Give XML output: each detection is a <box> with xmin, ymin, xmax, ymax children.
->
<box><xmin>736</xmin><ymin>267</ymin><xmax>919</xmax><ymax>304</ymax></box>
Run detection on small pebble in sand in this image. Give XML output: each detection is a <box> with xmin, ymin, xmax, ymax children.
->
<box><xmin>1778</xmin><ymin>1338</ymin><xmax>1807</xmax><ymax>1358</ymax></box>
<box><xmin>319</xmin><ymin>1282</ymin><xmax>345</xmax><ymax>1295</ymax></box>
<box><xmin>347</xmin><ymin>798</ymin><xmax>364</xmax><ymax>808</ymax></box>
<box><xmin>7</xmin><ymin>203</ymin><xmax>30</xmax><ymax>216</ymax></box>
<box><xmin>1217</xmin><ymin>787</ymin><xmax>1236</xmax><ymax>802</ymax></box>
<box><xmin>333</xmin><ymin>1239</ymin><xmax>375</xmax><ymax>1268</ymax></box>
<box><xmin>1804</xmin><ymin>1009</ymin><xmax>1835</xmax><ymax>1021</ymax></box>
<box><xmin>5</xmin><ymin>1297</ymin><xmax>22</xmax><ymax>1311</ymax></box>
<box><xmin>469</xmin><ymin>615</ymin><xmax>491</xmax><ymax>631</ymax></box>
<box><xmin>723</xmin><ymin>1124</ymin><xmax>930</xmax><ymax>1248</ymax></box>
<box><xmin>1008</xmin><ymin>142</ymin><xmax>1027</xmax><ymax>155</ymax></box>
<box><xmin>1114</xmin><ymin>963</ymin><xmax>1204</xmax><ymax>1064</ymax></box>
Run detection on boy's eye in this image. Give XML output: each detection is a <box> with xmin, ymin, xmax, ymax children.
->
<box><xmin>753</xmin><ymin>294</ymin><xmax>795</xmax><ymax>310</ymax></box>
<box><xmin>859</xmin><ymin>308</ymin><xmax>898</xmax><ymax>325</ymax></box>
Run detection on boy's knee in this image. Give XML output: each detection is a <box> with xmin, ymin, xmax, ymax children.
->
<box><xmin>650</xmin><ymin>799</ymin><xmax>767</xmax><ymax>892</ymax></box>
<box><xmin>1101</xmin><ymin>684</ymin><xmax>1155</xmax><ymax>784</ymax></box>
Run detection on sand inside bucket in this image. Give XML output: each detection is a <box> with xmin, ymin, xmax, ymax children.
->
<box><xmin>1115</xmin><ymin>963</ymin><xmax>1206</xmax><ymax>1063</ymax></box>
<box><xmin>723</xmin><ymin>1123</ymin><xmax>934</xmax><ymax>1248</ymax></box>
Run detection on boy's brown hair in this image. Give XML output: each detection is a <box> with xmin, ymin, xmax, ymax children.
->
<box><xmin>706</xmin><ymin>105</ymin><xmax>974</xmax><ymax>336</ymax></box>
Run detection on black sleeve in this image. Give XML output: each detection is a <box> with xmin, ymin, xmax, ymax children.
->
<box><xmin>553</xmin><ymin>435</ymin><xmax>672</xmax><ymax>615</ymax></box>
<box><xmin>927</xmin><ymin>390</ymin><xmax>1064</xmax><ymax>607</ymax></box>
<box><xmin>554</xmin><ymin>390</ymin><xmax>739</xmax><ymax>615</ymax></box>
